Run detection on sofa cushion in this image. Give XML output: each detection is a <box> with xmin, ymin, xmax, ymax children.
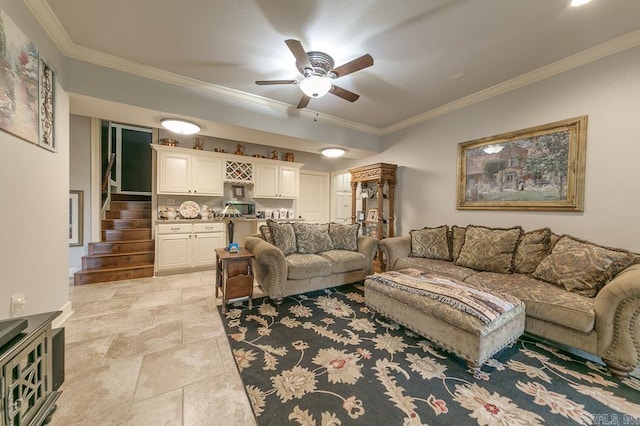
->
<box><xmin>395</xmin><ymin>257</ymin><xmax>478</xmax><ymax>282</ymax></box>
<box><xmin>463</xmin><ymin>272</ymin><xmax>595</xmax><ymax>333</ymax></box>
<box><xmin>450</xmin><ymin>225</ymin><xmax>466</xmax><ymax>262</ymax></box>
<box><xmin>292</xmin><ymin>223</ymin><xmax>333</xmax><ymax>254</ymax></box>
<box><xmin>532</xmin><ymin>235</ymin><xmax>639</xmax><ymax>297</ymax></box>
<box><xmin>410</xmin><ymin>225</ymin><xmax>450</xmax><ymax>260</ymax></box>
<box><xmin>259</xmin><ymin>225</ymin><xmax>274</xmax><ymax>244</ymax></box>
<box><xmin>328</xmin><ymin>223</ymin><xmax>360</xmax><ymax>251</ymax></box>
<box><xmin>267</xmin><ymin>219</ymin><xmax>297</xmax><ymax>255</ymax></box>
<box><xmin>455</xmin><ymin>225</ymin><xmax>522</xmax><ymax>274</ymax></box>
<box><xmin>286</xmin><ymin>253</ymin><xmax>332</xmax><ymax>280</ymax></box>
<box><xmin>318</xmin><ymin>250</ymin><xmax>366</xmax><ymax>274</ymax></box>
<box><xmin>513</xmin><ymin>228</ymin><xmax>552</xmax><ymax>275</ymax></box>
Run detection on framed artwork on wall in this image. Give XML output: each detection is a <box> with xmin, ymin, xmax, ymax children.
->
<box><xmin>232</xmin><ymin>185</ymin><xmax>245</xmax><ymax>199</ymax></box>
<box><xmin>38</xmin><ymin>57</ymin><xmax>56</xmax><ymax>151</ymax></box>
<box><xmin>69</xmin><ymin>190</ymin><xmax>84</xmax><ymax>247</ymax></box>
<box><xmin>457</xmin><ymin>116</ymin><xmax>587</xmax><ymax>211</ymax></box>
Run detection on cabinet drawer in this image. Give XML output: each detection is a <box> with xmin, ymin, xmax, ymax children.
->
<box><xmin>157</xmin><ymin>223</ymin><xmax>192</xmax><ymax>234</ymax></box>
<box><xmin>193</xmin><ymin>222</ymin><xmax>225</xmax><ymax>233</ymax></box>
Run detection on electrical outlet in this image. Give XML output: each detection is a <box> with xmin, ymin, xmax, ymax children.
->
<box><xmin>166</xmin><ymin>199</ymin><xmax>175</xmax><ymax>206</ymax></box>
<box><xmin>10</xmin><ymin>293</ymin><xmax>26</xmax><ymax>315</ymax></box>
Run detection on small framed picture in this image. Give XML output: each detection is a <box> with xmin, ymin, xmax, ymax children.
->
<box><xmin>366</xmin><ymin>208</ymin><xmax>379</xmax><ymax>222</ymax></box>
<box><xmin>357</xmin><ymin>210</ymin><xmax>365</xmax><ymax>222</ymax></box>
<box><xmin>232</xmin><ymin>185</ymin><xmax>245</xmax><ymax>199</ymax></box>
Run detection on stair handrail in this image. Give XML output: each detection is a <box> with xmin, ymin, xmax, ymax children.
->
<box><xmin>102</xmin><ymin>153</ymin><xmax>116</xmax><ymax>192</ymax></box>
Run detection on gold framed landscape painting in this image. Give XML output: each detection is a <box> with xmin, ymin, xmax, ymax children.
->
<box><xmin>457</xmin><ymin>116</ymin><xmax>587</xmax><ymax>211</ymax></box>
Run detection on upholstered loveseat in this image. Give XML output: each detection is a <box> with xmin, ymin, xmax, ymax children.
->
<box><xmin>245</xmin><ymin>220</ymin><xmax>378</xmax><ymax>303</ymax></box>
<box><xmin>379</xmin><ymin>225</ymin><xmax>640</xmax><ymax>377</ymax></box>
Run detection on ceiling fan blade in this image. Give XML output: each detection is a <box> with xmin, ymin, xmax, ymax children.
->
<box><xmin>297</xmin><ymin>94</ymin><xmax>311</xmax><ymax>109</ymax></box>
<box><xmin>331</xmin><ymin>54</ymin><xmax>373</xmax><ymax>78</ymax></box>
<box><xmin>285</xmin><ymin>39</ymin><xmax>312</xmax><ymax>70</ymax></box>
<box><xmin>329</xmin><ymin>85</ymin><xmax>360</xmax><ymax>102</ymax></box>
<box><xmin>255</xmin><ymin>79</ymin><xmax>298</xmax><ymax>85</ymax></box>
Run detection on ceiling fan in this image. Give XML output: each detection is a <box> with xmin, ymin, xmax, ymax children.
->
<box><xmin>255</xmin><ymin>39</ymin><xmax>373</xmax><ymax>109</ymax></box>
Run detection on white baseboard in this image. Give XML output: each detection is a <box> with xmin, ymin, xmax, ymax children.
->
<box><xmin>68</xmin><ymin>267</ymin><xmax>80</xmax><ymax>277</ymax></box>
<box><xmin>52</xmin><ymin>301</ymin><xmax>73</xmax><ymax>328</ymax></box>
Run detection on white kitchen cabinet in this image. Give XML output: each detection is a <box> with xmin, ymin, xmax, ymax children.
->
<box><xmin>254</xmin><ymin>163</ymin><xmax>300</xmax><ymax>199</ymax></box>
<box><xmin>156</xmin><ymin>222</ymin><xmax>225</xmax><ymax>273</ymax></box>
<box><xmin>155</xmin><ymin>146</ymin><xmax>223</xmax><ymax>196</ymax></box>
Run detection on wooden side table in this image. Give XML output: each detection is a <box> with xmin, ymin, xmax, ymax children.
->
<box><xmin>215</xmin><ymin>247</ymin><xmax>254</xmax><ymax>313</ymax></box>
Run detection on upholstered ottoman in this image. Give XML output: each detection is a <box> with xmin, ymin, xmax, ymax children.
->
<box><xmin>365</xmin><ymin>268</ymin><xmax>525</xmax><ymax>372</ymax></box>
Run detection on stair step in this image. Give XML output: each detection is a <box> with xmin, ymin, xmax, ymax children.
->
<box><xmin>73</xmin><ymin>265</ymin><xmax>154</xmax><ymax>285</ymax></box>
<box><xmin>111</xmin><ymin>201</ymin><xmax>152</xmax><ymax>211</ymax></box>
<box><xmin>82</xmin><ymin>251</ymin><xmax>155</xmax><ymax>270</ymax></box>
<box><xmin>111</xmin><ymin>194</ymin><xmax>152</xmax><ymax>201</ymax></box>
<box><xmin>89</xmin><ymin>240</ymin><xmax>155</xmax><ymax>255</ymax></box>
<box><xmin>102</xmin><ymin>228</ymin><xmax>152</xmax><ymax>241</ymax></box>
<box><xmin>102</xmin><ymin>218</ymin><xmax>151</xmax><ymax>229</ymax></box>
<box><xmin>106</xmin><ymin>210</ymin><xmax>152</xmax><ymax>219</ymax></box>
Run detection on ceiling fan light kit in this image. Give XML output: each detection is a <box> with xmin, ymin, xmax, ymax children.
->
<box><xmin>321</xmin><ymin>148</ymin><xmax>346</xmax><ymax>158</ymax></box>
<box><xmin>255</xmin><ymin>39</ymin><xmax>373</xmax><ymax>109</ymax></box>
<box><xmin>160</xmin><ymin>118</ymin><xmax>201</xmax><ymax>135</ymax></box>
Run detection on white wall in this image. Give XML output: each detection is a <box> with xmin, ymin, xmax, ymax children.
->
<box><xmin>0</xmin><ymin>83</ymin><xmax>70</xmax><ymax>319</ymax></box>
<box><xmin>69</xmin><ymin>115</ymin><xmax>92</xmax><ymax>273</ymax></box>
<box><xmin>365</xmin><ymin>46</ymin><xmax>640</xmax><ymax>251</ymax></box>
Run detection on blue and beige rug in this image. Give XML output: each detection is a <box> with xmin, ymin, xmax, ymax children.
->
<box><xmin>220</xmin><ymin>284</ymin><xmax>640</xmax><ymax>425</ymax></box>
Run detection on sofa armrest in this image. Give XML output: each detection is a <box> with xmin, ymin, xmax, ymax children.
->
<box><xmin>245</xmin><ymin>236</ymin><xmax>288</xmax><ymax>299</ymax></box>
<box><xmin>594</xmin><ymin>263</ymin><xmax>640</xmax><ymax>371</ymax></box>
<box><xmin>379</xmin><ymin>236</ymin><xmax>411</xmax><ymax>271</ymax></box>
<box><xmin>357</xmin><ymin>236</ymin><xmax>379</xmax><ymax>275</ymax></box>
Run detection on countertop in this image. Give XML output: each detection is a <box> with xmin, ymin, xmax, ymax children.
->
<box><xmin>155</xmin><ymin>217</ymin><xmax>305</xmax><ymax>224</ymax></box>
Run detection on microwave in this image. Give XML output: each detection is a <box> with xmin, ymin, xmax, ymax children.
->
<box><xmin>224</xmin><ymin>201</ymin><xmax>255</xmax><ymax>216</ymax></box>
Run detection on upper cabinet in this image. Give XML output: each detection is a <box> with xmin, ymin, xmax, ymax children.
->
<box><xmin>153</xmin><ymin>145</ymin><xmax>302</xmax><ymax>199</ymax></box>
<box><xmin>254</xmin><ymin>163</ymin><xmax>300</xmax><ymax>199</ymax></box>
<box><xmin>154</xmin><ymin>145</ymin><xmax>223</xmax><ymax>196</ymax></box>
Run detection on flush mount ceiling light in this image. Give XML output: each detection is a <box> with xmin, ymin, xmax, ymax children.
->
<box><xmin>483</xmin><ymin>144</ymin><xmax>504</xmax><ymax>154</ymax></box>
<box><xmin>321</xmin><ymin>148</ymin><xmax>346</xmax><ymax>158</ymax></box>
<box><xmin>570</xmin><ymin>0</ymin><xmax>592</xmax><ymax>6</ymax></box>
<box><xmin>160</xmin><ymin>118</ymin><xmax>201</xmax><ymax>135</ymax></box>
<box><xmin>299</xmin><ymin>75</ymin><xmax>332</xmax><ymax>98</ymax></box>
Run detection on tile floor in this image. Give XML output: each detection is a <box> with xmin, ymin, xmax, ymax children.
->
<box><xmin>50</xmin><ymin>271</ymin><xmax>260</xmax><ymax>426</ymax></box>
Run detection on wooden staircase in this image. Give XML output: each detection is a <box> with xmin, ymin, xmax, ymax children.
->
<box><xmin>73</xmin><ymin>194</ymin><xmax>155</xmax><ymax>285</ymax></box>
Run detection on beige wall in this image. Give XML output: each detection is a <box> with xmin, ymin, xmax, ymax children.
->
<box><xmin>367</xmin><ymin>46</ymin><xmax>640</xmax><ymax>251</ymax></box>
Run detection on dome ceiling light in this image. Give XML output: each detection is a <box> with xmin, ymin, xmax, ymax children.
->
<box><xmin>321</xmin><ymin>148</ymin><xmax>346</xmax><ymax>158</ymax></box>
<box><xmin>160</xmin><ymin>118</ymin><xmax>201</xmax><ymax>135</ymax></box>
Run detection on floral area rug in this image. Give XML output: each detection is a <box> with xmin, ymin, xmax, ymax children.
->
<box><xmin>220</xmin><ymin>284</ymin><xmax>640</xmax><ymax>425</ymax></box>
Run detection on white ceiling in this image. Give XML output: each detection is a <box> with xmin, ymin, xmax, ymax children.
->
<box><xmin>28</xmin><ymin>0</ymin><xmax>640</xmax><ymax>131</ymax></box>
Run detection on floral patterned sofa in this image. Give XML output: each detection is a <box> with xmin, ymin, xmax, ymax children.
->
<box><xmin>379</xmin><ymin>225</ymin><xmax>640</xmax><ymax>377</ymax></box>
<box><xmin>245</xmin><ymin>220</ymin><xmax>378</xmax><ymax>303</ymax></box>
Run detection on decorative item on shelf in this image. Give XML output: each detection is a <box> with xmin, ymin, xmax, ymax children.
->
<box><xmin>366</xmin><ymin>208</ymin><xmax>379</xmax><ymax>222</ymax></box>
<box><xmin>200</xmin><ymin>205</ymin><xmax>210</xmax><ymax>219</ymax></box>
<box><xmin>288</xmin><ymin>209</ymin><xmax>295</xmax><ymax>219</ymax></box>
<box><xmin>214</xmin><ymin>148</ymin><xmax>226</xmax><ymax>153</ymax></box>
<box><xmin>159</xmin><ymin>138</ymin><xmax>179</xmax><ymax>147</ymax></box>
<box><xmin>271</xmin><ymin>150</ymin><xmax>278</xmax><ymax>160</ymax></box>
<box><xmin>253</xmin><ymin>154</ymin><xmax>265</xmax><ymax>158</ymax></box>
<box><xmin>166</xmin><ymin>207</ymin><xmax>177</xmax><ymax>220</ymax></box>
<box><xmin>235</xmin><ymin>144</ymin><xmax>245</xmax><ymax>155</ymax></box>
<box><xmin>192</xmin><ymin>137</ymin><xmax>205</xmax><ymax>150</ymax></box>
<box><xmin>158</xmin><ymin>206</ymin><xmax>168</xmax><ymax>219</ymax></box>
<box><xmin>284</xmin><ymin>152</ymin><xmax>295</xmax><ymax>162</ymax></box>
<box><xmin>219</xmin><ymin>204</ymin><xmax>243</xmax><ymax>251</ymax></box>
<box><xmin>179</xmin><ymin>200</ymin><xmax>200</xmax><ymax>218</ymax></box>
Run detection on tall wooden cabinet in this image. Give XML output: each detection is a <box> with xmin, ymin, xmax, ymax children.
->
<box><xmin>349</xmin><ymin>163</ymin><xmax>397</xmax><ymax>272</ymax></box>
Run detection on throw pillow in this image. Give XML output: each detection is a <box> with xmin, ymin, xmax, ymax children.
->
<box><xmin>259</xmin><ymin>224</ymin><xmax>274</xmax><ymax>244</ymax></box>
<box><xmin>410</xmin><ymin>225</ymin><xmax>450</xmax><ymax>260</ymax></box>
<box><xmin>266</xmin><ymin>219</ymin><xmax>297</xmax><ymax>255</ymax></box>
<box><xmin>532</xmin><ymin>235</ymin><xmax>639</xmax><ymax>297</ymax></box>
<box><xmin>513</xmin><ymin>227</ymin><xmax>552</xmax><ymax>275</ymax></box>
<box><xmin>455</xmin><ymin>225</ymin><xmax>522</xmax><ymax>274</ymax></box>
<box><xmin>450</xmin><ymin>226</ymin><xmax>466</xmax><ymax>262</ymax></box>
<box><xmin>328</xmin><ymin>223</ymin><xmax>360</xmax><ymax>251</ymax></box>
<box><xmin>292</xmin><ymin>223</ymin><xmax>333</xmax><ymax>254</ymax></box>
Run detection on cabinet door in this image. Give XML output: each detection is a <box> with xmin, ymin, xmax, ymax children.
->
<box><xmin>192</xmin><ymin>156</ymin><xmax>223</xmax><ymax>196</ymax></box>
<box><xmin>279</xmin><ymin>166</ymin><xmax>299</xmax><ymax>198</ymax></box>
<box><xmin>158</xmin><ymin>152</ymin><xmax>191</xmax><ymax>194</ymax></box>
<box><xmin>193</xmin><ymin>232</ymin><xmax>224</xmax><ymax>267</ymax></box>
<box><xmin>254</xmin><ymin>163</ymin><xmax>279</xmax><ymax>197</ymax></box>
<box><xmin>157</xmin><ymin>234</ymin><xmax>191</xmax><ymax>270</ymax></box>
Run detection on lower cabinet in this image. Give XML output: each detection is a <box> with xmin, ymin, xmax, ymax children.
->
<box><xmin>156</xmin><ymin>222</ymin><xmax>225</xmax><ymax>273</ymax></box>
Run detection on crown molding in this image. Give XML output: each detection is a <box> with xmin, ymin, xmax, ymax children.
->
<box><xmin>26</xmin><ymin>0</ymin><xmax>640</xmax><ymax>137</ymax></box>
<box><xmin>381</xmin><ymin>29</ymin><xmax>640</xmax><ymax>135</ymax></box>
